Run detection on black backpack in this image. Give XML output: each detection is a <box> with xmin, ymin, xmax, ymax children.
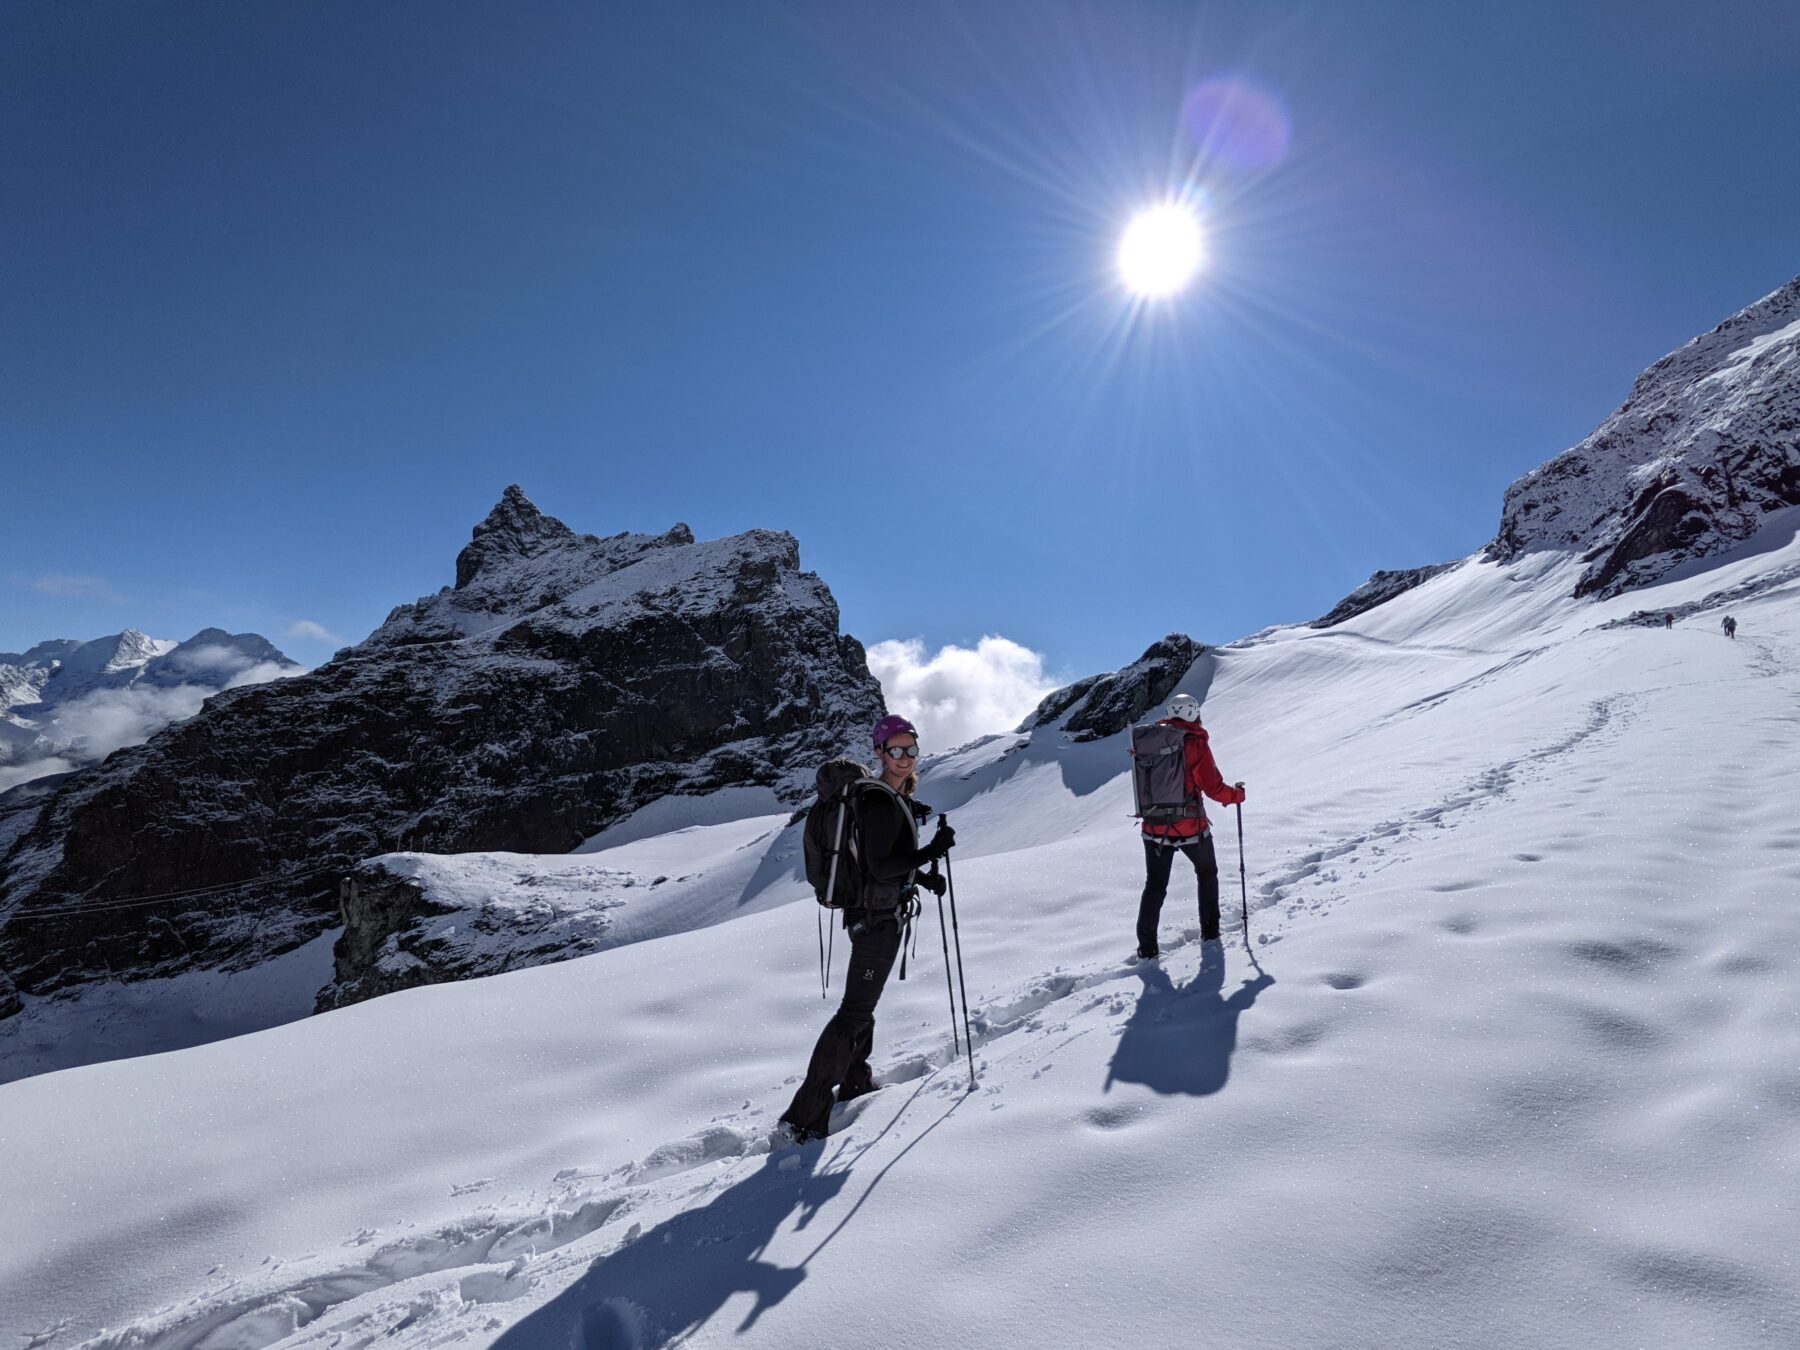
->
<box><xmin>804</xmin><ymin>759</ymin><xmax>875</xmax><ymax>908</ymax></box>
<box><xmin>1129</xmin><ymin>723</ymin><xmax>1203</xmax><ymax>827</ymax></box>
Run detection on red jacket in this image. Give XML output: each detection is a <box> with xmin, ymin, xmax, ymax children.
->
<box><xmin>1142</xmin><ymin>717</ymin><xmax>1243</xmax><ymax>840</ymax></box>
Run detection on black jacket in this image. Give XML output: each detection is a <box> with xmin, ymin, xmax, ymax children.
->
<box><xmin>848</xmin><ymin>781</ymin><xmax>935</xmax><ymax>911</ymax></box>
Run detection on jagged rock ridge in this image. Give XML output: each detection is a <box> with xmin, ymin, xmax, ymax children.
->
<box><xmin>0</xmin><ymin>488</ymin><xmax>884</xmax><ymax>1019</ymax></box>
<box><xmin>1020</xmin><ymin>634</ymin><xmax>1205</xmax><ymax>741</ymax></box>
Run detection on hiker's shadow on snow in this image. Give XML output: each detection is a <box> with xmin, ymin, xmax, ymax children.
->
<box><xmin>491</xmin><ymin>1147</ymin><xmax>850</xmax><ymax>1350</ymax></box>
<box><xmin>1105</xmin><ymin>943</ymin><xmax>1274</xmax><ymax>1097</ymax></box>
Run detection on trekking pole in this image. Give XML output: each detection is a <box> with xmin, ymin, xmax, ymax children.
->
<box><xmin>821</xmin><ymin>800</ymin><xmax>848</xmax><ymax>998</ymax></box>
<box><xmin>1234</xmin><ymin>786</ymin><xmax>1249</xmax><ymax>947</ymax></box>
<box><xmin>930</xmin><ymin>859</ymin><xmax>959</xmax><ymax>1055</ymax></box>
<box><xmin>817</xmin><ymin>908</ymin><xmax>827</xmax><ymax>1000</ymax></box>
<box><xmin>940</xmin><ymin>814</ymin><xmax>977</xmax><ymax>1092</ymax></box>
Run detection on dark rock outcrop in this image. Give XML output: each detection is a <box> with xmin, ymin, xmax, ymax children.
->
<box><xmin>1489</xmin><ymin>276</ymin><xmax>1800</xmax><ymax>597</ymax></box>
<box><xmin>0</xmin><ymin>488</ymin><xmax>884</xmax><ymax>1015</ymax></box>
<box><xmin>1310</xmin><ymin>563</ymin><xmax>1459</xmax><ymax>628</ymax></box>
<box><xmin>1020</xmin><ymin>634</ymin><xmax>1205</xmax><ymax>741</ymax></box>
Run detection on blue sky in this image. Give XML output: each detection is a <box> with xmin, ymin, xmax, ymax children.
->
<box><xmin>5</xmin><ymin>1</ymin><xmax>1797</xmax><ymax>698</ymax></box>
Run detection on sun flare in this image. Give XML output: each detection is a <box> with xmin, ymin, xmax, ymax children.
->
<box><xmin>1117</xmin><ymin>203</ymin><xmax>1206</xmax><ymax>298</ymax></box>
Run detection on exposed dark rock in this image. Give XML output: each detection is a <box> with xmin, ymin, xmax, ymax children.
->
<box><xmin>0</xmin><ymin>488</ymin><xmax>884</xmax><ymax>1020</ymax></box>
<box><xmin>1020</xmin><ymin>634</ymin><xmax>1205</xmax><ymax>741</ymax></box>
<box><xmin>1310</xmin><ymin>563</ymin><xmax>1459</xmax><ymax>628</ymax></box>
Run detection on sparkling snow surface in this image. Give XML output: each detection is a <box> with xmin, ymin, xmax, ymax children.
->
<box><xmin>4</xmin><ymin>532</ymin><xmax>1799</xmax><ymax>1349</ymax></box>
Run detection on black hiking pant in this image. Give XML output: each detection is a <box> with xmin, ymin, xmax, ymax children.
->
<box><xmin>1138</xmin><ymin>833</ymin><xmax>1221</xmax><ymax>951</ymax></box>
<box><xmin>781</xmin><ymin>911</ymin><xmax>903</xmax><ymax>1137</ymax></box>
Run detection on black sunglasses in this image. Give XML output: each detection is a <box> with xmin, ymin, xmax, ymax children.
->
<box><xmin>881</xmin><ymin>743</ymin><xmax>921</xmax><ymax>760</ymax></box>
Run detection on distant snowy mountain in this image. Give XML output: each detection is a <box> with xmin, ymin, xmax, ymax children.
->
<box><xmin>0</xmin><ymin>487</ymin><xmax>883</xmax><ymax>1041</ymax></box>
<box><xmin>0</xmin><ymin>628</ymin><xmax>298</xmax><ymax>790</ymax></box>
<box><xmin>1490</xmin><ymin>275</ymin><xmax>1800</xmax><ymax>596</ymax></box>
<box><xmin>1313</xmin><ymin>275</ymin><xmax>1800</xmax><ymax>624</ymax></box>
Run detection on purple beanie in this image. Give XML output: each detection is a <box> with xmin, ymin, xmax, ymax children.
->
<box><xmin>872</xmin><ymin>714</ymin><xmax>918</xmax><ymax>750</ymax></box>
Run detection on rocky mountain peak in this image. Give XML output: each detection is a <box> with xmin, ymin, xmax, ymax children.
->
<box><xmin>455</xmin><ymin>485</ymin><xmax>582</xmax><ymax>589</ymax></box>
<box><xmin>1</xmin><ymin>493</ymin><xmax>885</xmax><ymax>1031</ymax></box>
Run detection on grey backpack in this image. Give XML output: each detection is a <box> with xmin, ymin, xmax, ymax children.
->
<box><xmin>1130</xmin><ymin>723</ymin><xmax>1202</xmax><ymax>826</ymax></box>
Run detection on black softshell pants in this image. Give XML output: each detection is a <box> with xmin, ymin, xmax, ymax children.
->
<box><xmin>1138</xmin><ymin>833</ymin><xmax>1221</xmax><ymax>950</ymax></box>
<box><xmin>781</xmin><ymin>911</ymin><xmax>903</xmax><ymax>1137</ymax></box>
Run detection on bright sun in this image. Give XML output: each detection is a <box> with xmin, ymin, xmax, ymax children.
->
<box><xmin>1117</xmin><ymin>203</ymin><xmax>1206</xmax><ymax>299</ymax></box>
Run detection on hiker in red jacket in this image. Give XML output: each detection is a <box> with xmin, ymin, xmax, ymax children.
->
<box><xmin>1137</xmin><ymin>693</ymin><xmax>1244</xmax><ymax>958</ymax></box>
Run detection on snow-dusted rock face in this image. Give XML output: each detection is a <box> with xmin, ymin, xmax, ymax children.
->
<box><xmin>1020</xmin><ymin>634</ymin><xmax>1205</xmax><ymax>740</ymax></box>
<box><xmin>1491</xmin><ymin>276</ymin><xmax>1800</xmax><ymax>597</ymax></box>
<box><xmin>0</xmin><ymin>488</ymin><xmax>883</xmax><ymax>1014</ymax></box>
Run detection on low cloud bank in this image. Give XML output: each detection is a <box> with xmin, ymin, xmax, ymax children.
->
<box><xmin>866</xmin><ymin>636</ymin><xmax>1060</xmax><ymax>753</ymax></box>
<box><xmin>0</xmin><ymin>653</ymin><xmax>303</xmax><ymax>791</ymax></box>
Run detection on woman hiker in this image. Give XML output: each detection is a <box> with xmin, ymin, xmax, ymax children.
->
<box><xmin>778</xmin><ymin>714</ymin><xmax>956</xmax><ymax>1144</ymax></box>
<box><xmin>1137</xmin><ymin>693</ymin><xmax>1246</xmax><ymax>960</ymax></box>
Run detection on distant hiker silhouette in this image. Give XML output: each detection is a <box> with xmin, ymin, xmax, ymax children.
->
<box><xmin>1664</xmin><ymin>613</ymin><xmax>1674</xmax><ymax>630</ymax></box>
<box><xmin>1128</xmin><ymin>692</ymin><xmax>1245</xmax><ymax>959</ymax></box>
<box><xmin>1722</xmin><ymin>615</ymin><xmax>1738</xmax><ymax>639</ymax></box>
<box><xmin>1106</xmin><ymin>941</ymin><xmax>1273</xmax><ymax>1096</ymax></box>
<box><xmin>492</xmin><ymin>1146</ymin><xmax>850</xmax><ymax>1350</ymax></box>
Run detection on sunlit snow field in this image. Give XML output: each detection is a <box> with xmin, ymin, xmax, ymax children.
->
<box><xmin>5</xmin><ymin>520</ymin><xmax>1799</xmax><ymax>1349</ymax></box>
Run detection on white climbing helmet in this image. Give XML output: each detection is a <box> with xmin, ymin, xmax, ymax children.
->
<box><xmin>1166</xmin><ymin>693</ymin><xmax>1201</xmax><ymax>722</ymax></box>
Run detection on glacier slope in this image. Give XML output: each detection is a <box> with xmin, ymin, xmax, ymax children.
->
<box><xmin>3</xmin><ymin>531</ymin><xmax>1799</xmax><ymax>1349</ymax></box>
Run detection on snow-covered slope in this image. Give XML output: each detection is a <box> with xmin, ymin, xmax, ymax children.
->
<box><xmin>5</xmin><ymin>510</ymin><xmax>1797</xmax><ymax>1349</ymax></box>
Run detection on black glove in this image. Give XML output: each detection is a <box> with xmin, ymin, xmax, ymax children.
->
<box><xmin>918</xmin><ymin>870</ymin><xmax>947</xmax><ymax>897</ymax></box>
<box><xmin>924</xmin><ymin>822</ymin><xmax>957</xmax><ymax>858</ymax></box>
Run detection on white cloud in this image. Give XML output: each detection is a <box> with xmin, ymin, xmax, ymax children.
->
<box><xmin>286</xmin><ymin>620</ymin><xmax>344</xmax><ymax>645</ymax></box>
<box><xmin>866</xmin><ymin>635</ymin><xmax>1061</xmax><ymax>752</ymax></box>
<box><xmin>11</xmin><ymin>572</ymin><xmax>125</xmax><ymax>604</ymax></box>
<box><xmin>42</xmin><ymin>684</ymin><xmax>209</xmax><ymax>763</ymax></box>
<box><xmin>157</xmin><ymin>643</ymin><xmax>302</xmax><ymax>686</ymax></box>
